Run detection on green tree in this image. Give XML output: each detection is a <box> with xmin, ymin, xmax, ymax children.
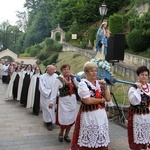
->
<box><xmin>0</xmin><ymin>21</ymin><xmax>22</xmax><ymax>52</ymax></box>
<box><xmin>16</xmin><ymin>11</ymin><xmax>28</xmax><ymax>32</ymax></box>
<box><xmin>24</xmin><ymin>11</ymin><xmax>50</xmax><ymax>47</ymax></box>
<box><xmin>127</xmin><ymin>11</ymin><xmax>150</xmax><ymax>52</ymax></box>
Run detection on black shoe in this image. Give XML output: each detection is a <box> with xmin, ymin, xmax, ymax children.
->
<box><xmin>64</xmin><ymin>136</ymin><xmax>71</xmax><ymax>143</ymax></box>
<box><xmin>44</xmin><ymin>122</ymin><xmax>53</xmax><ymax>131</ymax></box>
<box><xmin>33</xmin><ymin>112</ymin><xmax>39</xmax><ymax>116</ymax></box>
<box><xmin>47</xmin><ymin>125</ymin><xmax>53</xmax><ymax>131</ymax></box>
<box><xmin>58</xmin><ymin>135</ymin><xmax>63</xmax><ymax>142</ymax></box>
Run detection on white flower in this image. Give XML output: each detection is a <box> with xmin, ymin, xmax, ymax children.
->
<box><xmin>90</xmin><ymin>59</ymin><xmax>111</xmax><ymax>73</ymax></box>
<box><xmin>91</xmin><ymin>59</ymin><xmax>95</xmax><ymax>63</ymax></box>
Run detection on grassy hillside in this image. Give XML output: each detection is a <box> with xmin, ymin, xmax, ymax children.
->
<box><xmin>56</xmin><ymin>51</ymin><xmax>90</xmax><ymax>74</ymax></box>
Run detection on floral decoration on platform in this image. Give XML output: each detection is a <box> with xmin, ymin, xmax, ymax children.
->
<box><xmin>90</xmin><ymin>58</ymin><xmax>111</xmax><ymax>72</ymax></box>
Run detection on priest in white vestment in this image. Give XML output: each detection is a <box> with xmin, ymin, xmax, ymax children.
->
<box><xmin>39</xmin><ymin>65</ymin><xmax>58</xmax><ymax>131</ymax></box>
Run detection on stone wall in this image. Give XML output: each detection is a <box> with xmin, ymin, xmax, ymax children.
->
<box><xmin>62</xmin><ymin>42</ymin><xmax>96</xmax><ymax>59</ymax></box>
<box><xmin>113</xmin><ymin>61</ymin><xmax>137</xmax><ymax>82</ymax></box>
<box><xmin>124</xmin><ymin>53</ymin><xmax>150</xmax><ymax>69</ymax></box>
<box><xmin>0</xmin><ymin>49</ymin><xmax>37</xmax><ymax>65</ymax></box>
<box><xmin>114</xmin><ymin>53</ymin><xmax>150</xmax><ymax>82</ymax></box>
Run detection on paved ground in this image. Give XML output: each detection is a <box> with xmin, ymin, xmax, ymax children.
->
<box><xmin>0</xmin><ymin>80</ymin><xmax>131</xmax><ymax>150</ymax></box>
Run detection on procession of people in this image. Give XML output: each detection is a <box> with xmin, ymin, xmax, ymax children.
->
<box><xmin>1</xmin><ymin>21</ymin><xmax>150</xmax><ymax>150</ymax></box>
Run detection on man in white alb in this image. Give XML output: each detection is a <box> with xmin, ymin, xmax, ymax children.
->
<box><xmin>39</xmin><ymin>65</ymin><xmax>58</xmax><ymax>130</ymax></box>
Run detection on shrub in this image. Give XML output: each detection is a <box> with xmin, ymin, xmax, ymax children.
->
<box><xmin>45</xmin><ymin>38</ymin><xmax>54</xmax><ymax>45</ymax></box>
<box><xmin>52</xmin><ymin>43</ymin><xmax>62</xmax><ymax>52</ymax></box>
<box><xmin>127</xmin><ymin>28</ymin><xmax>149</xmax><ymax>52</ymax></box>
<box><xmin>80</xmin><ymin>39</ymin><xmax>88</xmax><ymax>49</ymax></box>
<box><xmin>109</xmin><ymin>14</ymin><xmax>123</xmax><ymax>35</ymax></box>
<box><xmin>50</xmin><ymin>53</ymin><xmax>58</xmax><ymax>63</ymax></box>
<box><xmin>37</xmin><ymin>50</ymin><xmax>49</xmax><ymax>61</ymax></box>
<box><xmin>45</xmin><ymin>38</ymin><xmax>54</xmax><ymax>52</ymax></box>
<box><xmin>43</xmin><ymin>53</ymin><xmax>58</xmax><ymax>66</ymax></box>
<box><xmin>33</xmin><ymin>44</ymin><xmax>43</xmax><ymax>56</ymax></box>
<box><xmin>128</xmin><ymin>19</ymin><xmax>135</xmax><ymax>31</ymax></box>
<box><xmin>88</xmin><ymin>27</ymin><xmax>98</xmax><ymax>46</ymax></box>
<box><xmin>20</xmin><ymin>53</ymin><xmax>30</xmax><ymax>57</ymax></box>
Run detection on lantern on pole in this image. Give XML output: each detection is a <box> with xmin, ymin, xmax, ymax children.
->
<box><xmin>99</xmin><ymin>4</ymin><xmax>108</xmax><ymax>23</ymax></box>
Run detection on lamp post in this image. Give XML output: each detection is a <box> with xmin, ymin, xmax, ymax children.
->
<box><xmin>99</xmin><ymin>4</ymin><xmax>108</xmax><ymax>23</ymax></box>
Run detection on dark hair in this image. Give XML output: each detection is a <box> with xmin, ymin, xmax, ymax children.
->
<box><xmin>15</xmin><ymin>66</ymin><xmax>19</xmax><ymax>71</ymax></box>
<box><xmin>33</xmin><ymin>67</ymin><xmax>42</xmax><ymax>75</ymax></box>
<box><xmin>136</xmin><ymin>66</ymin><xmax>149</xmax><ymax>76</ymax></box>
<box><xmin>60</xmin><ymin>64</ymin><xmax>70</xmax><ymax>71</ymax></box>
<box><xmin>24</xmin><ymin>64</ymin><xmax>32</xmax><ymax>71</ymax></box>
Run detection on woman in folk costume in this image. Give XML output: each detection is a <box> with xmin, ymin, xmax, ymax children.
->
<box><xmin>17</xmin><ymin>64</ymin><xmax>34</xmax><ymax>106</ymax></box>
<box><xmin>5</xmin><ymin>64</ymin><xmax>21</xmax><ymax>100</ymax></box>
<box><xmin>49</xmin><ymin>64</ymin><xmax>79</xmax><ymax>143</ymax></box>
<box><xmin>128</xmin><ymin>66</ymin><xmax>150</xmax><ymax>150</ymax></box>
<box><xmin>70</xmin><ymin>61</ymin><xmax>111</xmax><ymax>150</ymax></box>
<box><xmin>26</xmin><ymin>67</ymin><xmax>42</xmax><ymax>115</ymax></box>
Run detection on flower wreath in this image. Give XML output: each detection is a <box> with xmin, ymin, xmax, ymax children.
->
<box><xmin>90</xmin><ymin>58</ymin><xmax>111</xmax><ymax>73</ymax></box>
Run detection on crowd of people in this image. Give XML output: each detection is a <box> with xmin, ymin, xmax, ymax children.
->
<box><xmin>1</xmin><ymin>59</ymin><xmax>150</xmax><ymax>150</ymax></box>
<box><xmin>3</xmin><ymin>61</ymin><xmax>42</xmax><ymax>115</ymax></box>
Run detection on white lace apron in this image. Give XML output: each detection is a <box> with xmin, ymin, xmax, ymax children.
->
<box><xmin>77</xmin><ymin>108</ymin><xmax>110</xmax><ymax>148</ymax></box>
<box><xmin>133</xmin><ymin>113</ymin><xmax>150</xmax><ymax>144</ymax></box>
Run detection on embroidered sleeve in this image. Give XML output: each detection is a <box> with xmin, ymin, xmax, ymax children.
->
<box><xmin>78</xmin><ymin>81</ymin><xmax>91</xmax><ymax>98</ymax></box>
<box><xmin>128</xmin><ymin>86</ymin><xmax>141</xmax><ymax>105</ymax></box>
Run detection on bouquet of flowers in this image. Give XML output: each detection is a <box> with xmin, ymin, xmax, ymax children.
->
<box><xmin>90</xmin><ymin>58</ymin><xmax>111</xmax><ymax>73</ymax></box>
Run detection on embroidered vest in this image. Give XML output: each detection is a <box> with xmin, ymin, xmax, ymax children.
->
<box><xmin>80</xmin><ymin>81</ymin><xmax>105</xmax><ymax>112</ymax></box>
<box><xmin>57</xmin><ymin>76</ymin><xmax>74</xmax><ymax>97</ymax></box>
<box><xmin>129</xmin><ymin>87</ymin><xmax>150</xmax><ymax>115</ymax></box>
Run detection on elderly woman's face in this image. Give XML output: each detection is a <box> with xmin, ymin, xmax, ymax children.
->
<box><xmin>85</xmin><ymin>67</ymin><xmax>97</xmax><ymax>79</ymax></box>
<box><xmin>62</xmin><ymin>66</ymin><xmax>70</xmax><ymax>76</ymax></box>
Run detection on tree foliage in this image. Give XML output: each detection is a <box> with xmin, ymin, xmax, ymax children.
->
<box><xmin>109</xmin><ymin>14</ymin><xmax>123</xmax><ymax>35</ymax></box>
<box><xmin>127</xmin><ymin>11</ymin><xmax>150</xmax><ymax>52</ymax></box>
<box><xmin>43</xmin><ymin>52</ymin><xmax>59</xmax><ymax>66</ymax></box>
<box><xmin>127</xmin><ymin>29</ymin><xmax>148</xmax><ymax>52</ymax></box>
<box><xmin>0</xmin><ymin>21</ymin><xmax>22</xmax><ymax>52</ymax></box>
<box><xmin>0</xmin><ymin>0</ymin><xmax>149</xmax><ymax>56</ymax></box>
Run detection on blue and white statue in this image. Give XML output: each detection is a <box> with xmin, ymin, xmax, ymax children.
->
<box><xmin>95</xmin><ymin>22</ymin><xmax>107</xmax><ymax>59</ymax></box>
